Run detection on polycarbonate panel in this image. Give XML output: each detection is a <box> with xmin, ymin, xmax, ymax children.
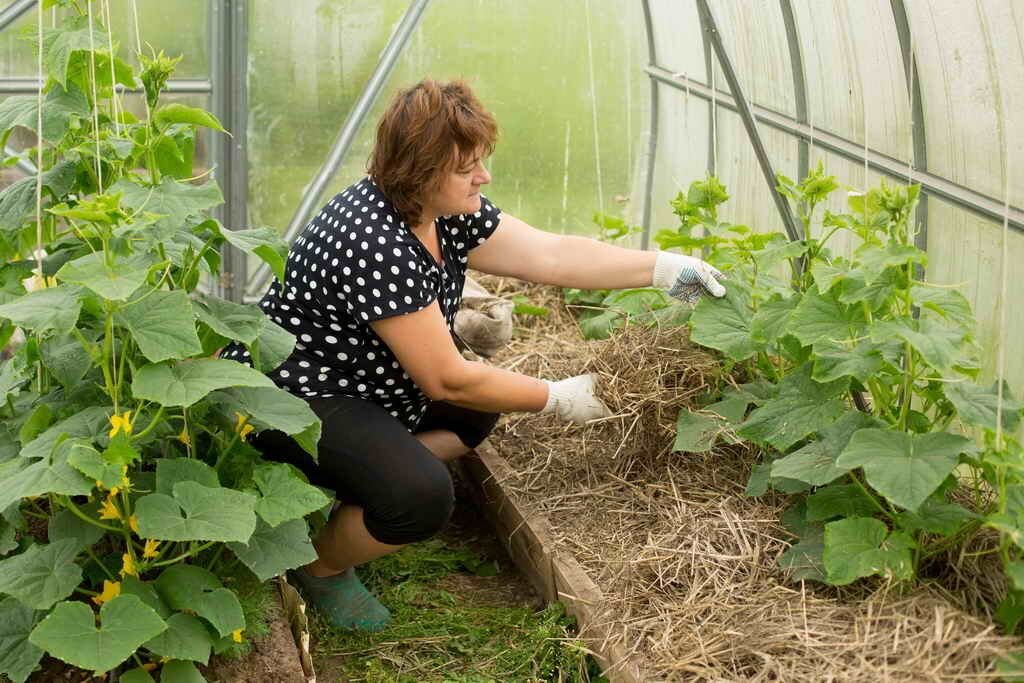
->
<box><xmin>0</xmin><ymin>1</ymin><xmax>208</xmax><ymax>78</ymax></box>
<box><xmin>707</xmin><ymin>0</ymin><xmax>796</xmax><ymax>116</ymax></box>
<box><xmin>645</xmin><ymin>0</ymin><xmax>706</xmax><ymax>83</ymax></box>
<box><xmin>712</xmin><ymin>110</ymin><xmax>798</xmax><ymax>236</ymax></box>
<box><xmin>248</xmin><ymin>0</ymin><xmax>648</xmax><ymax>239</ymax></box>
<box><xmin>926</xmin><ymin>197</ymin><xmax>1024</xmax><ymax>394</ymax></box>
<box><xmin>907</xmin><ymin>1</ymin><xmax>1024</xmax><ymax>206</ymax></box>
<box><xmin>646</xmin><ymin>86</ymin><xmax>711</xmax><ymax>237</ymax></box>
<box><xmin>791</xmin><ymin>0</ymin><xmax>911</xmax><ymax>162</ymax></box>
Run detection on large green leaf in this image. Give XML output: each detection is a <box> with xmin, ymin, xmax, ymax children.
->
<box><xmin>207</xmin><ymin>386</ymin><xmax>320</xmax><ymax>458</ymax></box>
<box><xmin>910</xmin><ymin>284</ymin><xmax>974</xmax><ymax>329</ymax></box>
<box><xmin>135</xmin><ymin>481</ymin><xmax>257</xmax><ymax>543</ymax></box>
<box><xmin>47</xmin><ymin>509</ymin><xmax>104</xmax><ymax>554</ymax></box>
<box><xmin>143</xmin><ymin>612</ymin><xmax>213</xmax><ymax>664</ymax></box>
<box><xmin>750</xmin><ymin>294</ymin><xmax>800</xmax><ymax>345</ymax></box>
<box><xmin>896</xmin><ymin>499</ymin><xmax>977</xmax><ymax>538</ymax></box>
<box><xmin>770</xmin><ymin>411</ymin><xmax>881</xmax><ymax>486</ymax></box>
<box><xmin>155</xmin><ymin>458</ymin><xmax>220</xmax><ymax>496</ymax></box>
<box><xmin>672</xmin><ymin>398</ymin><xmax>746</xmax><ymax>453</ymax></box>
<box><xmin>854</xmin><ymin>241</ymin><xmax>926</xmax><ymax>286</ymax></box>
<box><xmin>28</xmin><ymin>595</ymin><xmax>167</xmax><ymax>673</ymax></box>
<box><xmin>66</xmin><ymin>442</ymin><xmax>124</xmax><ymax>490</ymax></box>
<box><xmin>161</xmin><ymin>659</ymin><xmax>207</xmax><ymax>682</ymax></box>
<box><xmin>805</xmin><ymin>484</ymin><xmax>879</xmax><ymax>521</ymax></box>
<box><xmin>787</xmin><ymin>288</ymin><xmax>867</xmax><ymax>347</ymax></box>
<box><xmin>0</xmin><ymin>597</ymin><xmax>44</xmax><ymax>683</ymax></box>
<box><xmin>39</xmin><ymin>332</ymin><xmax>93</xmax><ymax>388</ymax></box>
<box><xmin>0</xmin><ymin>285</ymin><xmax>83</xmax><ymax>337</ymax></box>
<box><xmin>19</xmin><ymin>406</ymin><xmax>109</xmax><ymax>460</ymax></box>
<box><xmin>835</xmin><ymin>429</ymin><xmax>974</xmax><ymax>511</ymax></box>
<box><xmin>132</xmin><ymin>358</ymin><xmax>275</xmax><ymax>407</ymax></box>
<box><xmin>0</xmin><ymin>440</ymin><xmax>94</xmax><ymax>512</ymax></box>
<box><xmin>251</xmin><ymin>462</ymin><xmax>330</xmax><ymax>527</ymax></box>
<box><xmin>737</xmin><ymin>365</ymin><xmax>849</xmax><ymax>451</ymax></box>
<box><xmin>0</xmin><ymin>161</ymin><xmax>79</xmax><ymax>231</ymax></box>
<box><xmin>822</xmin><ymin>517</ymin><xmax>914</xmax><ymax>585</ymax></box>
<box><xmin>56</xmin><ymin>251</ymin><xmax>154</xmax><ymax>301</ymax></box>
<box><xmin>0</xmin><ymin>539</ymin><xmax>82</xmax><ymax>610</ymax></box>
<box><xmin>38</xmin><ymin>16</ymin><xmax>109</xmax><ymax>87</ymax></box>
<box><xmin>154</xmin><ymin>565</ymin><xmax>245</xmax><ymax>638</ymax></box>
<box><xmin>0</xmin><ymin>83</ymin><xmax>89</xmax><ymax>142</ymax></box>
<box><xmin>870</xmin><ymin>318</ymin><xmax>966</xmax><ymax>373</ymax></box>
<box><xmin>0</xmin><ymin>356</ymin><xmax>32</xmax><ymax>405</ymax></box>
<box><xmin>154</xmin><ymin>103</ymin><xmax>227</xmax><ymax>133</ymax></box>
<box><xmin>112</xmin><ymin>177</ymin><xmax>223</xmax><ymax>234</ymax></box>
<box><xmin>228</xmin><ymin>517</ymin><xmax>318</xmax><ymax>581</ymax></box>
<box><xmin>944</xmin><ymin>380</ymin><xmax>1023</xmax><ymax>433</ymax></box>
<box><xmin>119</xmin><ymin>576</ymin><xmax>171</xmax><ymax>619</ymax></box>
<box><xmin>117</xmin><ymin>289</ymin><xmax>203</xmax><ymax>363</ymax></box>
<box><xmin>689</xmin><ymin>282</ymin><xmax>759</xmax><ymax>361</ymax></box>
<box><xmin>777</xmin><ymin>532</ymin><xmax>826</xmax><ymax>582</ymax></box>
<box><xmin>218</xmin><ymin>227</ymin><xmax>288</xmax><ymax>284</ymax></box>
<box><xmin>245</xmin><ymin>318</ymin><xmax>294</xmax><ymax>373</ymax></box>
<box><xmin>193</xmin><ymin>296</ymin><xmax>265</xmax><ymax>345</ymax></box>
<box><xmin>811</xmin><ymin>339</ymin><xmax>886</xmax><ymax>383</ymax></box>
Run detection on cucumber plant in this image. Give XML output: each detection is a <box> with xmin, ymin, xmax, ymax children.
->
<box><xmin>0</xmin><ymin>4</ymin><xmax>325</xmax><ymax>679</ymax></box>
<box><xmin>587</xmin><ymin>165</ymin><xmax>1024</xmax><ymax>628</ymax></box>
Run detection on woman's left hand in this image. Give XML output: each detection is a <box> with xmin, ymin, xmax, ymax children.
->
<box><xmin>652</xmin><ymin>251</ymin><xmax>726</xmax><ymax>303</ymax></box>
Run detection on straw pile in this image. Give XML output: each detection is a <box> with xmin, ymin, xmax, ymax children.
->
<box><xmin>472</xmin><ymin>272</ymin><xmax>1022</xmax><ymax>682</ymax></box>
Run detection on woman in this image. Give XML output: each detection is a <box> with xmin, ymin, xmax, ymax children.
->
<box><xmin>220</xmin><ymin>79</ymin><xmax>724</xmax><ymax>631</ymax></box>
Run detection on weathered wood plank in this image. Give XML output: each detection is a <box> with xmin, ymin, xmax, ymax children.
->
<box><xmin>457</xmin><ymin>441</ymin><xmax>645</xmax><ymax>683</ymax></box>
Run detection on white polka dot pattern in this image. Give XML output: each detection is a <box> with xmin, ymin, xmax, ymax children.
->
<box><xmin>219</xmin><ymin>176</ymin><xmax>502</xmax><ymax>430</ymax></box>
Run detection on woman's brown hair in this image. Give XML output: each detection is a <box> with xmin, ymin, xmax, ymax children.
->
<box><xmin>368</xmin><ymin>79</ymin><xmax>497</xmax><ymax>227</ymax></box>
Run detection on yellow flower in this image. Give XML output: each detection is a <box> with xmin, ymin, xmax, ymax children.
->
<box><xmin>120</xmin><ymin>552</ymin><xmax>137</xmax><ymax>577</ymax></box>
<box><xmin>231</xmin><ymin>628</ymin><xmax>244</xmax><ymax>643</ymax></box>
<box><xmin>176</xmin><ymin>427</ymin><xmax>192</xmax><ymax>447</ymax></box>
<box><xmin>143</xmin><ymin>539</ymin><xmax>160</xmax><ymax>559</ymax></box>
<box><xmin>92</xmin><ymin>580</ymin><xmax>121</xmax><ymax>606</ymax></box>
<box><xmin>99</xmin><ymin>494</ymin><xmax>120</xmax><ymax>521</ymax></box>
<box><xmin>128</xmin><ymin>514</ymin><xmax>139</xmax><ymax>534</ymax></box>
<box><xmin>233</xmin><ymin>412</ymin><xmax>254</xmax><ymax>440</ymax></box>
<box><xmin>108</xmin><ymin>410</ymin><xmax>133</xmax><ymax>438</ymax></box>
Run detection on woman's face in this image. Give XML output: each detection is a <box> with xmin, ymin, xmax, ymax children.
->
<box><xmin>428</xmin><ymin>148</ymin><xmax>492</xmax><ymax>219</ymax></box>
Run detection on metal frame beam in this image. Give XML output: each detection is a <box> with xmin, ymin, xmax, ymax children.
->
<box><xmin>779</xmin><ymin>0</ymin><xmax>809</xmax><ymax>186</ymax></box>
<box><xmin>209</xmin><ymin>0</ymin><xmax>248</xmax><ymax>302</ymax></box>
<box><xmin>638</xmin><ymin>0</ymin><xmax>658</xmax><ymax>250</ymax></box>
<box><xmin>0</xmin><ymin>78</ymin><xmax>212</xmax><ymax>94</ymax></box>
<box><xmin>891</xmin><ymin>0</ymin><xmax>929</xmax><ymax>264</ymax></box>
<box><xmin>696</xmin><ymin>0</ymin><xmax>803</xmax><ymax>246</ymax></box>
<box><xmin>245</xmin><ymin>0</ymin><xmax>432</xmax><ymax>301</ymax></box>
<box><xmin>645</xmin><ymin>65</ymin><xmax>1024</xmax><ymax>233</ymax></box>
<box><xmin>0</xmin><ymin>0</ymin><xmax>34</xmax><ymax>33</ymax></box>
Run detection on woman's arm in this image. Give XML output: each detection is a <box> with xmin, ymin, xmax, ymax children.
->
<box><xmin>370</xmin><ymin>300</ymin><xmax>549</xmax><ymax>413</ymax></box>
<box><xmin>467</xmin><ymin>213</ymin><xmax>657</xmax><ymax>289</ymax></box>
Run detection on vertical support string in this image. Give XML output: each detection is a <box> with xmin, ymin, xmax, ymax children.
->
<box><xmin>34</xmin><ymin>0</ymin><xmax>43</xmax><ymax>281</ymax></box>
<box><xmin>86</xmin><ymin>0</ymin><xmax>103</xmax><ymax>192</ymax></box>
<box><xmin>101</xmin><ymin>0</ymin><xmax>121</xmax><ymax>138</ymax></box>
<box><xmin>583</xmin><ymin>0</ymin><xmax>604</xmax><ymax>213</ymax></box>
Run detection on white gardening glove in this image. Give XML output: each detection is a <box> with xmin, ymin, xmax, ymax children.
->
<box><xmin>541</xmin><ymin>374</ymin><xmax>612</xmax><ymax>425</ymax></box>
<box><xmin>652</xmin><ymin>251</ymin><xmax>726</xmax><ymax>303</ymax></box>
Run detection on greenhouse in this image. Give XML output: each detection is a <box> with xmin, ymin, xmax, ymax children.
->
<box><xmin>0</xmin><ymin>0</ymin><xmax>1023</xmax><ymax>680</ymax></box>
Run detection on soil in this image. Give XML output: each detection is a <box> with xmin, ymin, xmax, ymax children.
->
<box><xmin>201</xmin><ymin>591</ymin><xmax>308</xmax><ymax>683</ymax></box>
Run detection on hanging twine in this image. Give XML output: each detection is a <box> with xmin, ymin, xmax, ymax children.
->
<box><xmin>86</xmin><ymin>0</ymin><xmax>103</xmax><ymax>192</ymax></box>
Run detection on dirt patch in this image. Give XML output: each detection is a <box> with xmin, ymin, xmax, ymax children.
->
<box><xmin>477</xmin><ymin>273</ymin><xmax>1024</xmax><ymax>682</ymax></box>
<box><xmin>201</xmin><ymin>590</ymin><xmax>307</xmax><ymax>683</ymax></box>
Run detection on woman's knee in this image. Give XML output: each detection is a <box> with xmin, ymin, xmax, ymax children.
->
<box><xmin>362</xmin><ymin>459</ymin><xmax>455</xmax><ymax>545</ymax></box>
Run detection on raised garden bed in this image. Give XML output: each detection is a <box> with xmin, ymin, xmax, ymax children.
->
<box><xmin>461</xmin><ymin>275</ymin><xmax>1024</xmax><ymax>682</ymax></box>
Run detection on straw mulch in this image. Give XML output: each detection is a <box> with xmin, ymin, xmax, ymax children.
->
<box><xmin>471</xmin><ymin>272</ymin><xmax>1023</xmax><ymax>682</ymax></box>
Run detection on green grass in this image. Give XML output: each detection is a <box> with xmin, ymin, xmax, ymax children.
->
<box><xmin>310</xmin><ymin>539</ymin><xmax>606</xmax><ymax>683</ymax></box>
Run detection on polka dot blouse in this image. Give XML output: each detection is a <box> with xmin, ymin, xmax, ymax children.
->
<box><xmin>220</xmin><ymin>176</ymin><xmax>502</xmax><ymax>430</ymax></box>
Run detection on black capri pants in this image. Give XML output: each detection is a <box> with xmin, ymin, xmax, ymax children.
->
<box><xmin>250</xmin><ymin>396</ymin><xmax>499</xmax><ymax>546</ymax></box>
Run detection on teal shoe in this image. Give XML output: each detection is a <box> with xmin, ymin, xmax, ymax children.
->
<box><xmin>287</xmin><ymin>566</ymin><xmax>391</xmax><ymax>632</ymax></box>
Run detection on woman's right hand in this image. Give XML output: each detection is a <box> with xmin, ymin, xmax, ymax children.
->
<box><xmin>541</xmin><ymin>374</ymin><xmax>612</xmax><ymax>425</ymax></box>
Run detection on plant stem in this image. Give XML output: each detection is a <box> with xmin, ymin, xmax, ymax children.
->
<box><xmin>59</xmin><ymin>496</ymin><xmax>121</xmax><ymax>533</ymax></box>
<box><xmin>148</xmin><ymin>540</ymin><xmax>216</xmax><ymax>568</ymax></box>
<box><xmin>85</xmin><ymin>545</ymin><xmax>118</xmax><ymax>581</ymax></box>
<box><xmin>849</xmin><ymin>470</ymin><xmax>892</xmax><ymax>519</ymax></box>
<box><xmin>132</xmin><ymin>404</ymin><xmax>166</xmax><ymax>442</ymax></box>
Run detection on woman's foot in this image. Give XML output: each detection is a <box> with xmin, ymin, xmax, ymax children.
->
<box><xmin>287</xmin><ymin>566</ymin><xmax>391</xmax><ymax>631</ymax></box>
